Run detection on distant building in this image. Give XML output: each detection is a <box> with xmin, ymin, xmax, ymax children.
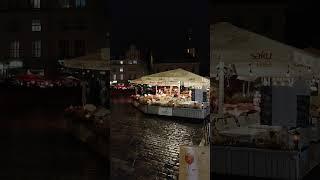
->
<box><xmin>210</xmin><ymin>1</ymin><xmax>288</xmax><ymax>42</ymax></box>
<box><xmin>110</xmin><ymin>28</ymin><xmax>201</xmax><ymax>83</ymax></box>
<box><xmin>0</xmin><ymin>0</ymin><xmax>109</xmax><ymax>77</ymax></box>
<box><xmin>110</xmin><ymin>45</ymin><xmax>146</xmax><ymax>83</ymax></box>
<box><xmin>151</xmin><ymin>28</ymin><xmax>200</xmax><ymax>75</ymax></box>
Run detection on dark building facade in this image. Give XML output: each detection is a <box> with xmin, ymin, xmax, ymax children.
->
<box><xmin>0</xmin><ymin>0</ymin><xmax>109</xmax><ymax>77</ymax></box>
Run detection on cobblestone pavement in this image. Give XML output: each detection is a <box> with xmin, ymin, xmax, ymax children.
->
<box><xmin>110</xmin><ymin>97</ymin><xmax>205</xmax><ymax>180</ymax></box>
<box><xmin>0</xmin><ymin>92</ymin><xmax>108</xmax><ymax>179</ymax></box>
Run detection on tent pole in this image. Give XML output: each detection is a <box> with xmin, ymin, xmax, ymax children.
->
<box><xmin>218</xmin><ymin>62</ymin><xmax>224</xmax><ymax>117</ymax></box>
<box><xmin>247</xmin><ymin>81</ymin><xmax>250</xmax><ymax>96</ymax></box>
<box><xmin>81</xmin><ymin>80</ymin><xmax>86</xmax><ymax>109</ymax></box>
<box><xmin>242</xmin><ymin>82</ymin><xmax>246</xmax><ymax>97</ymax></box>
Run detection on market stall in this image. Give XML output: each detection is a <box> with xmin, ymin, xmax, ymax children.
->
<box><xmin>62</xmin><ymin>49</ymin><xmax>110</xmax><ymax>159</ymax></box>
<box><xmin>131</xmin><ymin>68</ymin><xmax>210</xmax><ymax>119</ymax></box>
<box><xmin>62</xmin><ymin>48</ymin><xmax>110</xmax><ymax>108</ymax></box>
<box><xmin>210</xmin><ymin>22</ymin><xmax>320</xmax><ymax>179</ymax></box>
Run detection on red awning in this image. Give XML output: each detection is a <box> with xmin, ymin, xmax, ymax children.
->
<box><xmin>15</xmin><ymin>74</ymin><xmax>43</xmax><ymax>81</ymax></box>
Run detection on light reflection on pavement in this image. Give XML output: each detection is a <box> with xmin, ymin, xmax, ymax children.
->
<box><xmin>110</xmin><ymin>96</ymin><xmax>204</xmax><ymax>179</ymax></box>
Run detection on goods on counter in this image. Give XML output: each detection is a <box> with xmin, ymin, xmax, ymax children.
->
<box><xmin>132</xmin><ymin>94</ymin><xmax>207</xmax><ymax>109</ymax></box>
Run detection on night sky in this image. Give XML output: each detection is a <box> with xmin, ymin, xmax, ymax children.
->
<box><xmin>110</xmin><ymin>0</ymin><xmax>209</xmax><ymax>75</ymax></box>
<box><xmin>285</xmin><ymin>2</ymin><xmax>319</xmax><ymax>48</ymax></box>
<box><xmin>109</xmin><ymin>1</ymin><xmax>319</xmax><ymax>76</ymax></box>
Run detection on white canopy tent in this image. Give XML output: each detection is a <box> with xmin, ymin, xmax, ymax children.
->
<box><xmin>63</xmin><ymin>48</ymin><xmax>110</xmax><ymax>71</ymax></box>
<box><xmin>210</xmin><ymin>22</ymin><xmax>320</xmax><ymax>79</ymax></box>
<box><xmin>63</xmin><ymin>48</ymin><xmax>110</xmax><ymax>107</ymax></box>
<box><xmin>132</xmin><ymin>68</ymin><xmax>210</xmax><ymax>89</ymax></box>
<box><xmin>210</xmin><ymin>22</ymin><xmax>320</xmax><ymax>116</ymax></box>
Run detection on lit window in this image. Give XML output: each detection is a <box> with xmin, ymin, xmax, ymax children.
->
<box><xmin>120</xmin><ymin>60</ymin><xmax>123</xmax><ymax>64</ymax></box>
<box><xmin>75</xmin><ymin>0</ymin><xmax>86</xmax><ymax>8</ymax></box>
<box><xmin>9</xmin><ymin>41</ymin><xmax>21</xmax><ymax>58</ymax></box>
<box><xmin>133</xmin><ymin>60</ymin><xmax>137</xmax><ymax>64</ymax></box>
<box><xmin>32</xmin><ymin>19</ymin><xmax>41</xmax><ymax>32</ymax></box>
<box><xmin>120</xmin><ymin>74</ymin><xmax>124</xmax><ymax>80</ymax></box>
<box><xmin>30</xmin><ymin>0</ymin><xmax>40</xmax><ymax>8</ymax></box>
<box><xmin>187</xmin><ymin>49</ymin><xmax>190</xmax><ymax>53</ymax></box>
<box><xmin>120</xmin><ymin>67</ymin><xmax>124</xmax><ymax>72</ymax></box>
<box><xmin>113</xmin><ymin>74</ymin><xmax>116</xmax><ymax>81</ymax></box>
<box><xmin>128</xmin><ymin>60</ymin><xmax>132</xmax><ymax>64</ymax></box>
<box><xmin>32</xmin><ymin>40</ymin><xmax>41</xmax><ymax>57</ymax></box>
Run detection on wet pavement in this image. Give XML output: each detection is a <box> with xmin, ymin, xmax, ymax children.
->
<box><xmin>110</xmin><ymin>97</ymin><xmax>205</xmax><ymax>180</ymax></box>
<box><xmin>0</xmin><ymin>87</ymin><xmax>108</xmax><ymax>179</ymax></box>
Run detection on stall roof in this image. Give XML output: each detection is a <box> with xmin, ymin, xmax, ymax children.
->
<box><xmin>210</xmin><ymin>22</ymin><xmax>320</xmax><ymax>78</ymax></box>
<box><xmin>63</xmin><ymin>48</ymin><xmax>110</xmax><ymax>71</ymax></box>
<box><xmin>212</xmin><ymin>22</ymin><xmax>316</xmax><ymax>56</ymax></box>
<box><xmin>132</xmin><ymin>68</ymin><xmax>210</xmax><ymax>88</ymax></box>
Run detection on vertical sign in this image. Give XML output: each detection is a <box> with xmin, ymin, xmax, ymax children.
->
<box><xmin>179</xmin><ymin>146</ymin><xmax>210</xmax><ymax>180</ymax></box>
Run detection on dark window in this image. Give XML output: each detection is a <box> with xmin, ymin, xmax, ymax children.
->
<box><xmin>75</xmin><ymin>0</ymin><xmax>86</xmax><ymax>8</ymax></box>
<box><xmin>32</xmin><ymin>40</ymin><xmax>41</xmax><ymax>57</ymax></box>
<box><xmin>74</xmin><ymin>40</ymin><xmax>86</xmax><ymax>57</ymax></box>
<box><xmin>30</xmin><ymin>0</ymin><xmax>40</xmax><ymax>8</ymax></box>
<box><xmin>59</xmin><ymin>40</ymin><xmax>69</xmax><ymax>58</ymax></box>
<box><xmin>60</xmin><ymin>0</ymin><xmax>71</xmax><ymax>8</ymax></box>
<box><xmin>32</xmin><ymin>19</ymin><xmax>41</xmax><ymax>32</ymax></box>
<box><xmin>9</xmin><ymin>41</ymin><xmax>22</xmax><ymax>58</ymax></box>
